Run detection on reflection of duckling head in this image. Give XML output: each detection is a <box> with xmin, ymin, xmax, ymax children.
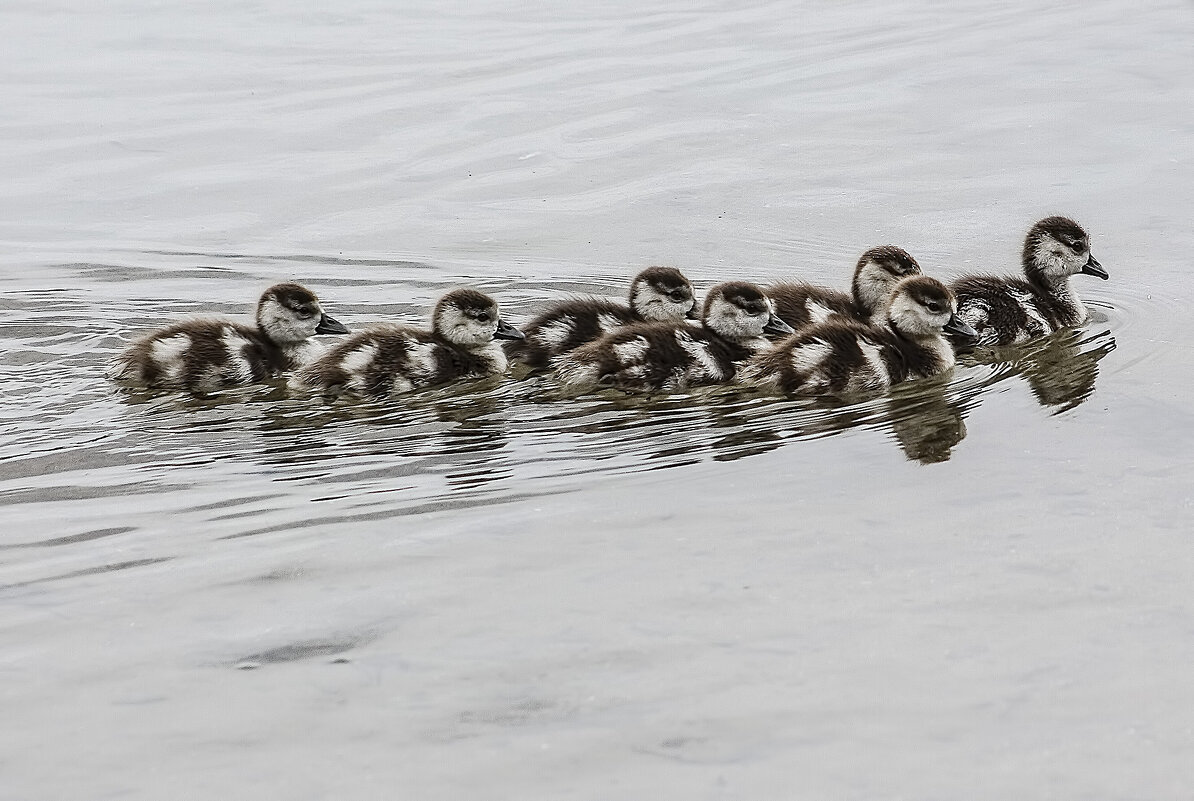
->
<box><xmin>886</xmin><ymin>383</ymin><xmax>968</xmax><ymax>464</ymax></box>
<box><xmin>630</xmin><ymin>266</ymin><xmax>698</xmax><ymax>322</ymax></box>
<box><xmin>1020</xmin><ymin>331</ymin><xmax>1115</xmax><ymax>413</ymax></box>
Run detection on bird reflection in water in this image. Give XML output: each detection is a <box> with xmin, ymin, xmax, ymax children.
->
<box><xmin>254</xmin><ymin>379</ymin><xmax>513</xmax><ymax>491</ymax></box>
<box><xmin>883</xmin><ymin>378</ymin><xmax>970</xmax><ymax>464</ymax></box>
<box><xmin>1016</xmin><ymin>328</ymin><xmax>1116</xmax><ymax>413</ymax></box>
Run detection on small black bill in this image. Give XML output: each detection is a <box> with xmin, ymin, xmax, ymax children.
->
<box><xmin>685</xmin><ymin>304</ymin><xmax>700</xmax><ymax>320</ymax></box>
<box><xmin>763</xmin><ymin>315</ymin><xmax>795</xmax><ymax>337</ymax></box>
<box><xmin>1081</xmin><ymin>254</ymin><xmax>1109</xmax><ymax>280</ymax></box>
<box><xmin>493</xmin><ymin>319</ymin><xmax>526</xmax><ymax>340</ymax></box>
<box><xmin>943</xmin><ymin>314</ymin><xmax>979</xmax><ymax>343</ymax></box>
<box><xmin>315</xmin><ymin>314</ymin><xmax>350</xmax><ymax>335</ymax></box>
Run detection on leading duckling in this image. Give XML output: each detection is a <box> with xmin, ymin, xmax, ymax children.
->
<box><xmin>769</xmin><ymin>245</ymin><xmax>923</xmax><ymax>332</ymax></box>
<box><xmin>111</xmin><ymin>282</ymin><xmax>349</xmax><ymax>394</ymax></box>
<box><xmin>742</xmin><ymin>276</ymin><xmax>979</xmax><ymax>397</ymax></box>
<box><xmin>951</xmin><ymin>216</ymin><xmax>1108</xmax><ymax>347</ymax></box>
<box><xmin>296</xmin><ymin>288</ymin><xmax>524</xmax><ymax>398</ymax></box>
<box><xmin>505</xmin><ymin>266</ymin><xmax>697</xmax><ymax>370</ymax></box>
<box><xmin>554</xmin><ymin>281</ymin><xmax>793</xmax><ymax>392</ymax></box>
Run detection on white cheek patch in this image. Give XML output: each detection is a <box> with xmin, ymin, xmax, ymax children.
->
<box><xmin>855</xmin><ymin>262</ymin><xmax>899</xmax><ymax>316</ymax></box>
<box><xmin>259</xmin><ymin>298</ymin><xmax>317</xmax><ymax>344</ymax></box>
<box><xmin>705</xmin><ymin>297</ymin><xmax>763</xmax><ymax>341</ymax></box>
<box><xmin>1034</xmin><ymin>235</ymin><xmax>1084</xmax><ymax>278</ymax></box>
<box><xmin>633</xmin><ymin>285</ymin><xmax>685</xmax><ymax>322</ymax></box>
<box><xmin>149</xmin><ymin>333</ymin><xmax>192</xmax><ymax>382</ymax></box>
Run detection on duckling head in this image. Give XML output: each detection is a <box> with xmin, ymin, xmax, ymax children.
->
<box><xmin>1023</xmin><ymin>216</ymin><xmax>1108</xmax><ymax>285</ymax></box>
<box><xmin>630</xmin><ymin>266</ymin><xmax>698</xmax><ymax>322</ymax></box>
<box><xmin>852</xmin><ymin>245</ymin><xmax>922</xmax><ymax>317</ymax></box>
<box><xmin>701</xmin><ymin>282</ymin><xmax>794</xmax><ymax>342</ymax></box>
<box><xmin>433</xmin><ymin>288</ymin><xmax>524</xmax><ymax>347</ymax></box>
<box><xmin>257</xmin><ymin>283</ymin><xmax>349</xmax><ymax>345</ymax></box>
<box><xmin>887</xmin><ymin>276</ymin><xmax>978</xmax><ymax>344</ymax></box>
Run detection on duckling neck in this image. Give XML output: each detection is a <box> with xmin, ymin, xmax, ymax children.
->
<box><xmin>887</xmin><ymin>321</ymin><xmax>955</xmax><ymax>372</ymax></box>
<box><xmin>1026</xmin><ymin>256</ymin><xmax>1087</xmax><ymax>325</ymax></box>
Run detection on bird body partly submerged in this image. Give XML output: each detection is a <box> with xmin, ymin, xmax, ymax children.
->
<box><xmin>744</xmin><ymin>276</ymin><xmax>977</xmax><ymax>397</ymax></box>
<box><xmin>506</xmin><ymin>266</ymin><xmax>696</xmax><ymax>370</ymax></box>
<box><xmin>554</xmin><ymin>281</ymin><xmax>792</xmax><ymax>392</ymax></box>
<box><xmin>953</xmin><ymin>216</ymin><xmax>1108</xmax><ymax>347</ymax></box>
<box><xmin>111</xmin><ymin>282</ymin><xmax>348</xmax><ymax>394</ymax></box>
<box><xmin>298</xmin><ymin>288</ymin><xmax>523</xmax><ymax>398</ymax></box>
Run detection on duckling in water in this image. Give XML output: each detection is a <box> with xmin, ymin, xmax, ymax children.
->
<box><xmin>554</xmin><ymin>281</ymin><xmax>793</xmax><ymax>392</ymax></box>
<box><xmin>506</xmin><ymin>266</ymin><xmax>696</xmax><ymax>370</ymax></box>
<box><xmin>111</xmin><ymin>282</ymin><xmax>348</xmax><ymax>394</ymax></box>
<box><xmin>743</xmin><ymin>276</ymin><xmax>978</xmax><ymax>397</ymax></box>
<box><xmin>951</xmin><ymin>216</ymin><xmax>1108</xmax><ymax>347</ymax></box>
<box><xmin>297</xmin><ymin>288</ymin><xmax>524</xmax><ymax>398</ymax></box>
<box><xmin>769</xmin><ymin>245</ymin><xmax>922</xmax><ymax>332</ymax></box>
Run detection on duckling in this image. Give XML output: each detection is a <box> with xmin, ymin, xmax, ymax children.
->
<box><xmin>743</xmin><ymin>276</ymin><xmax>979</xmax><ymax>396</ymax></box>
<box><xmin>505</xmin><ymin>266</ymin><xmax>697</xmax><ymax>370</ymax></box>
<box><xmin>297</xmin><ymin>288</ymin><xmax>524</xmax><ymax>398</ymax></box>
<box><xmin>554</xmin><ymin>281</ymin><xmax>793</xmax><ymax>392</ymax></box>
<box><xmin>111</xmin><ymin>282</ymin><xmax>349</xmax><ymax>393</ymax></box>
<box><xmin>951</xmin><ymin>216</ymin><xmax>1108</xmax><ymax>347</ymax></box>
<box><xmin>769</xmin><ymin>245</ymin><xmax>922</xmax><ymax>331</ymax></box>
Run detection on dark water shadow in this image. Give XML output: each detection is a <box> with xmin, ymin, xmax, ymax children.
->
<box><xmin>960</xmin><ymin>326</ymin><xmax>1116</xmax><ymax>414</ymax></box>
<box><xmin>233</xmin><ymin>631</ymin><xmax>376</xmax><ymax>669</ymax></box>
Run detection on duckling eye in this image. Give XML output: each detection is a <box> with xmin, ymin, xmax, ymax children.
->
<box><xmin>475</xmin><ymin>312</ymin><xmax>490</xmax><ymax>323</ymax></box>
<box><xmin>1070</xmin><ymin>240</ymin><xmax>1085</xmax><ymax>251</ymax></box>
<box><xmin>926</xmin><ymin>303</ymin><xmax>943</xmax><ymax>314</ymax></box>
<box><xmin>669</xmin><ymin>289</ymin><xmax>688</xmax><ymax>302</ymax></box>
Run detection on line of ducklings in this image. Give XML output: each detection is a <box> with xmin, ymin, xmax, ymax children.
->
<box><xmin>112</xmin><ymin>216</ymin><xmax>1108</xmax><ymax>400</ymax></box>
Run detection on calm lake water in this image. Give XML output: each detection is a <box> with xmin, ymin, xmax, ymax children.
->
<box><xmin>3</xmin><ymin>1</ymin><xmax>1193</xmax><ymax>798</ymax></box>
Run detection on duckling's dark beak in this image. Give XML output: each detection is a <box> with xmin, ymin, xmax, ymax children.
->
<box><xmin>315</xmin><ymin>314</ymin><xmax>349</xmax><ymax>335</ymax></box>
<box><xmin>685</xmin><ymin>303</ymin><xmax>700</xmax><ymax>321</ymax></box>
<box><xmin>943</xmin><ymin>314</ymin><xmax>979</xmax><ymax>343</ymax></box>
<box><xmin>1081</xmin><ymin>254</ymin><xmax>1109</xmax><ymax>280</ymax></box>
<box><xmin>492</xmin><ymin>318</ymin><xmax>525</xmax><ymax>340</ymax></box>
<box><xmin>763</xmin><ymin>315</ymin><xmax>795</xmax><ymax>337</ymax></box>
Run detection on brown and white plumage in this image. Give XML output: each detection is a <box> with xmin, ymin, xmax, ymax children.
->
<box><xmin>952</xmin><ymin>216</ymin><xmax>1108</xmax><ymax>347</ymax></box>
<box><xmin>505</xmin><ymin>266</ymin><xmax>696</xmax><ymax>370</ymax></box>
<box><xmin>553</xmin><ymin>281</ymin><xmax>793</xmax><ymax>392</ymax></box>
<box><xmin>111</xmin><ymin>283</ymin><xmax>348</xmax><ymax>394</ymax></box>
<box><xmin>769</xmin><ymin>245</ymin><xmax>922</xmax><ymax>332</ymax></box>
<box><xmin>297</xmin><ymin>289</ymin><xmax>523</xmax><ymax>398</ymax></box>
<box><xmin>743</xmin><ymin>276</ymin><xmax>978</xmax><ymax>397</ymax></box>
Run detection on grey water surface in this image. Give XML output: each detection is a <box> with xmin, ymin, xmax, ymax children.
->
<box><xmin>2</xmin><ymin>1</ymin><xmax>1193</xmax><ymax>798</ymax></box>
